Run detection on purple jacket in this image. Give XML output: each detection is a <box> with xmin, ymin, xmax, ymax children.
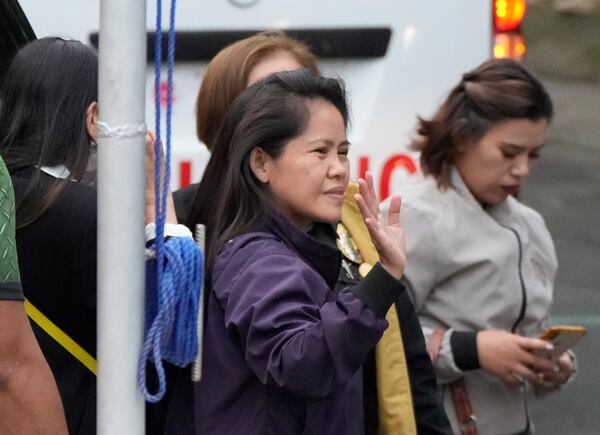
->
<box><xmin>166</xmin><ymin>213</ymin><xmax>402</xmax><ymax>434</ymax></box>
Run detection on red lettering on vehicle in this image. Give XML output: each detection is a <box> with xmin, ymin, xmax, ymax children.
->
<box><xmin>379</xmin><ymin>154</ymin><xmax>417</xmax><ymax>200</ymax></box>
<box><xmin>180</xmin><ymin>161</ymin><xmax>192</xmax><ymax>188</ymax></box>
<box><xmin>358</xmin><ymin>156</ymin><xmax>370</xmax><ymax>180</ymax></box>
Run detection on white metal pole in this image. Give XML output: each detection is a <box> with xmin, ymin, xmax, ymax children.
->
<box><xmin>97</xmin><ymin>0</ymin><xmax>147</xmax><ymax>432</ymax></box>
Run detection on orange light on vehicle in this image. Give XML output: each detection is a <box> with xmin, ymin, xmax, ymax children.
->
<box><xmin>494</xmin><ymin>33</ymin><xmax>526</xmax><ymax>61</ymax></box>
<box><xmin>494</xmin><ymin>0</ymin><xmax>527</xmax><ymax>32</ymax></box>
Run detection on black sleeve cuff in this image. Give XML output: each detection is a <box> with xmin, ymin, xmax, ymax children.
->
<box><xmin>450</xmin><ymin>331</ymin><xmax>480</xmax><ymax>371</ymax></box>
<box><xmin>351</xmin><ymin>262</ymin><xmax>404</xmax><ymax>318</ymax></box>
<box><xmin>0</xmin><ymin>282</ymin><xmax>24</xmax><ymax>301</ymax></box>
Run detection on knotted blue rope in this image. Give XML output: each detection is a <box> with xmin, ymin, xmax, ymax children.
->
<box><xmin>137</xmin><ymin>0</ymin><xmax>203</xmax><ymax>403</ymax></box>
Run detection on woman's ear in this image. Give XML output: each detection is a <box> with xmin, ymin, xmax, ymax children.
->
<box><xmin>86</xmin><ymin>102</ymin><xmax>99</xmax><ymax>142</ymax></box>
<box><xmin>249</xmin><ymin>147</ymin><xmax>271</xmax><ymax>184</ymax></box>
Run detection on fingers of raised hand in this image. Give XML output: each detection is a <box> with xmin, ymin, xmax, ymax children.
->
<box><xmin>361</xmin><ymin>218</ymin><xmax>376</xmax><ymax>244</ymax></box>
<box><xmin>356</xmin><ymin>196</ymin><xmax>387</xmax><ymax>248</ymax></box>
<box><xmin>387</xmin><ymin>194</ymin><xmax>402</xmax><ymax>227</ymax></box>
<box><xmin>355</xmin><ymin>193</ymin><xmax>376</xmax><ymax>223</ymax></box>
<box><xmin>358</xmin><ymin>172</ymin><xmax>380</xmax><ymax>218</ymax></box>
<box><xmin>145</xmin><ymin>132</ymin><xmax>157</xmax><ymax>154</ymax></box>
<box><xmin>357</xmin><ymin>180</ymin><xmax>376</xmax><ymax>218</ymax></box>
<box><xmin>363</xmin><ymin>215</ymin><xmax>386</xmax><ymax>250</ymax></box>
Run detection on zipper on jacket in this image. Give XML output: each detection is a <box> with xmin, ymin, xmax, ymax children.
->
<box><xmin>502</xmin><ymin>224</ymin><xmax>531</xmax><ymax>434</ymax></box>
<box><xmin>501</xmin><ymin>225</ymin><xmax>527</xmax><ymax>333</ymax></box>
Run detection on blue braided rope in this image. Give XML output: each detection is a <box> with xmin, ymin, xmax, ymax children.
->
<box><xmin>138</xmin><ymin>238</ymin><xmax>202</xmax><ymax>402</ymax></box>
<box><xmin>162</xmin><ymin>0</ymin><xmax>176</xmax><ymax>225</ymax></box>
<box><xmin>138</xmin><ymin>0</ymin><xmax>202</xmax><ymax>403</ymax></box>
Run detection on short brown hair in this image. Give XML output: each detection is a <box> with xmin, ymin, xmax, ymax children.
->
<box><xmin>412</xmin><ymin>58</ymin><xmax>553</xmax><ymax>187</ymax></box>
<box><xmin>195</xmin><ymin>31</ymin><xmax>319</xmax><ymax>150</ymax></box>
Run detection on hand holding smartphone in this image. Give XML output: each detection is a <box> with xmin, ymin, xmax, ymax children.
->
<box><xmin>538</xmin><ymin>325</ymin><xmax>587</xmax><ymax>357</ymax></box>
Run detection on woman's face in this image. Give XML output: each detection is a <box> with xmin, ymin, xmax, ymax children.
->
<box><xmin>246</xmin><ymin>50</ymin><xmax>303</xmax><ymax>87</ymax></box>
<box><xmin>254</xmin><ymin>98</ymin><xmax>350</xmax><ymax>230</ymax></box>
<box><xmin>454</xmin><ymin>118</ymin><xmax>548</xmax><ymax>207</ymax></box>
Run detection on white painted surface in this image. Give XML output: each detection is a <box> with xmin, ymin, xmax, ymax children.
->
<box><xmin>20</xmin><ymin>0</ymin><xmax>492</xmax><ymax>197</ymax></box>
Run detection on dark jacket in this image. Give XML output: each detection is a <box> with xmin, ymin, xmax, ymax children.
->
<box><xmin>165</xmin><ymin>213</ymin><xmax>402</xmax><ymax>434</ymax></box>
<box><xmin>12</xmin><ymin>169</ymin><xmax>96</xmax><ymax>435</ymax></box>
<box><xmin>325</xmin><ymin>229</ymin><xmax>450</xmax><ymax>435</ymax></box>
<box><xmin>171</xmin><ymin>184</ymin><xmax>450</xmax><ymax>435</ymax></box>
<box><xmin>173</xmin><ymin>182</ymin><xmax>197</xmax><ymax>223</ymax></box>
<box><xmin>392</xmin><ymin>288</ymin><xmax>451</xmax><ymax>435</ymax></box>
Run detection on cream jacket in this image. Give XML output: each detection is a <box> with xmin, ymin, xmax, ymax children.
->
<box><xmin>385</xmin><ymin>168</ymin><xmax>558</xmax><ymax>434</ymax></box>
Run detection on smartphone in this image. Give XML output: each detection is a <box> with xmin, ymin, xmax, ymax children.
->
<box><xmin>538</xmin><ymin>325</ymin><xmax>587</xmax><ymax>356</ymax></box>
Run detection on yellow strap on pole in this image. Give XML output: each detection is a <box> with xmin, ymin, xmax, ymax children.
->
<box><xmin>24</xmin><ymin>298</ymin><xmax>97</xmax><ymax>375</ymax></box>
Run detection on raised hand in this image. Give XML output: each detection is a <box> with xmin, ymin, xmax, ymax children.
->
<box><xmin>354</xmin><ymin>172</ymin><xmax>406</xmax><ymax>279</ymax></box>
<box><xmin>145</xmin><ymin>131</ymin><xmax>177</xmax><ymax>225</ymax></box>
<box><xmin>477</xmin><ymin>330</ymin><xmax>561</xmax><ymax>388</ymax></box>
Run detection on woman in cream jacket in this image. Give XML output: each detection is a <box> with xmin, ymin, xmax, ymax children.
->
<box><xmin>386</xmin><ymin>59</ymin><xmax>575</xmax><ymax>434</ymax></box>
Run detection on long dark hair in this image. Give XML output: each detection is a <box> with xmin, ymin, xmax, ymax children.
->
<box><xmin>187</xmin><ymin>70</ymin><xmax>348</xmax><ymax>269</ymax></box>
<box><xmin>0</xmin><ymin>37</ymin><xmax>98</xmax><ymax>226</ymax></box>
<box><xmin>413</xmin><ymin>58</ymin><xmax>553</xmax><ymax>187</ymax></box>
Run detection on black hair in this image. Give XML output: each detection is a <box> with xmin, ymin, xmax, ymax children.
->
<box><xmin>0</xmin><ymin>37</ymin><xmax>98</xmax><ymax>226</ymax></box>
<box><xmin>186</xmin><ymin>69</ymin><xmax>348</xmax><ymax>269</ymax></box>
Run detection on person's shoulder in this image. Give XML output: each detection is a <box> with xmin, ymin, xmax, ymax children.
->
<box><xmin>505</xmin><ymin>196</ymin><xmax>552</xmax><ymax>243</ymax></box>
<box><xmin>217</xmin><ymin>231</ymin><xmax>295</xmax><ymax>267</ymax></box>
<box><xmin>12</xmin><ymin>173</ymin><xmax>96</xmax><ymax>221</ymax></box>
<box><xmin>212</xmin><ymin>231</ymin><xmax>305</xmax><ymax>291</ymax></box>
<box><xmin>173</xmin><ymin>183</ymin><xmax>198</xmax><ymax>222</ymax></box>
<box><xmin>388</xmin><ymin>175</ymin><xmax>447</xmax><ymax>223</ymax></box>
<box><xmin>62</xmin><ymin>180</ymin><xmax>96</xmax><ymax>202</ymax></box>
<box><xmin>53</xmin><ymin>181</ymin><xmax>97</xmax><ymax>221</ymax></box>
<box><xmin>505</xmin><ymin>195</ymin><xmax>546</xmax><ymax>226</ymax></box>
<box><xmin>173</xmin><ymin>183</ymin><xmax>198</xmax><ymax>201</ymax></box>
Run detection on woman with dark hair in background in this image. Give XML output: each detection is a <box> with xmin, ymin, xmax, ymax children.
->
<box><xmin>174</xmin><ymin>31</ymin><xmax>318</xmax><ymax>222</ymax></box>
<box><xmin>386</xmin><ymin>58</ymin><xmax>575</xmax><ymax>434</ymax></box>
<box><xmin>166</xmin><ymin>70</ymin><xmax>407</xmax><ymax>434</ymax></box>
<box><xmin>0</xmin><ymin>36</ymin><xmax>100</xmax><ymax>434</ymax></box>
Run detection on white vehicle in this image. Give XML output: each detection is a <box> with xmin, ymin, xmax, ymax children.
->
<box><xmin>18</xmin><ymin>0</ymin><xmax>526</xmax><ymax>199</ymax></box>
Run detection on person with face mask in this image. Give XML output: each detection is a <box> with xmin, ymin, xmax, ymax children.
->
<box><xmin>384</xmin><ymin>59</ymin><xmax>575</xmax><ymax>434</ymax></box>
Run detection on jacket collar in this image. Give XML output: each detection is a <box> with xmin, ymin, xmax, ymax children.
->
<box><xmin>40</xmin><ymin>164</ymin><xmax>71</xmax><ymax>179</ymax></box>
<box><xmin>267</xmin><ymin>212</ymin><xmax>341</xmax><ymax>289</ymax></box>
<box><xmin>449</xmin><ymin>166</ymin><xmax>482</xmax><ymax>211</ymax></box>
<box><xmin>449</xmin><ymin>166</ymin><xmax>515</xmax><ymax>222</ymax></box>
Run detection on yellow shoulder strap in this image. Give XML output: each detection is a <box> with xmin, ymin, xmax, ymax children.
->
<box><xmin>341</xmin><ymin>183</ymin><xmax>417</xmax><ymax>435</ymax></box>
<box><xmin>25</xmin><ymin>298</ymin><xmax>97</xmax><ymax>375</ymax></box>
